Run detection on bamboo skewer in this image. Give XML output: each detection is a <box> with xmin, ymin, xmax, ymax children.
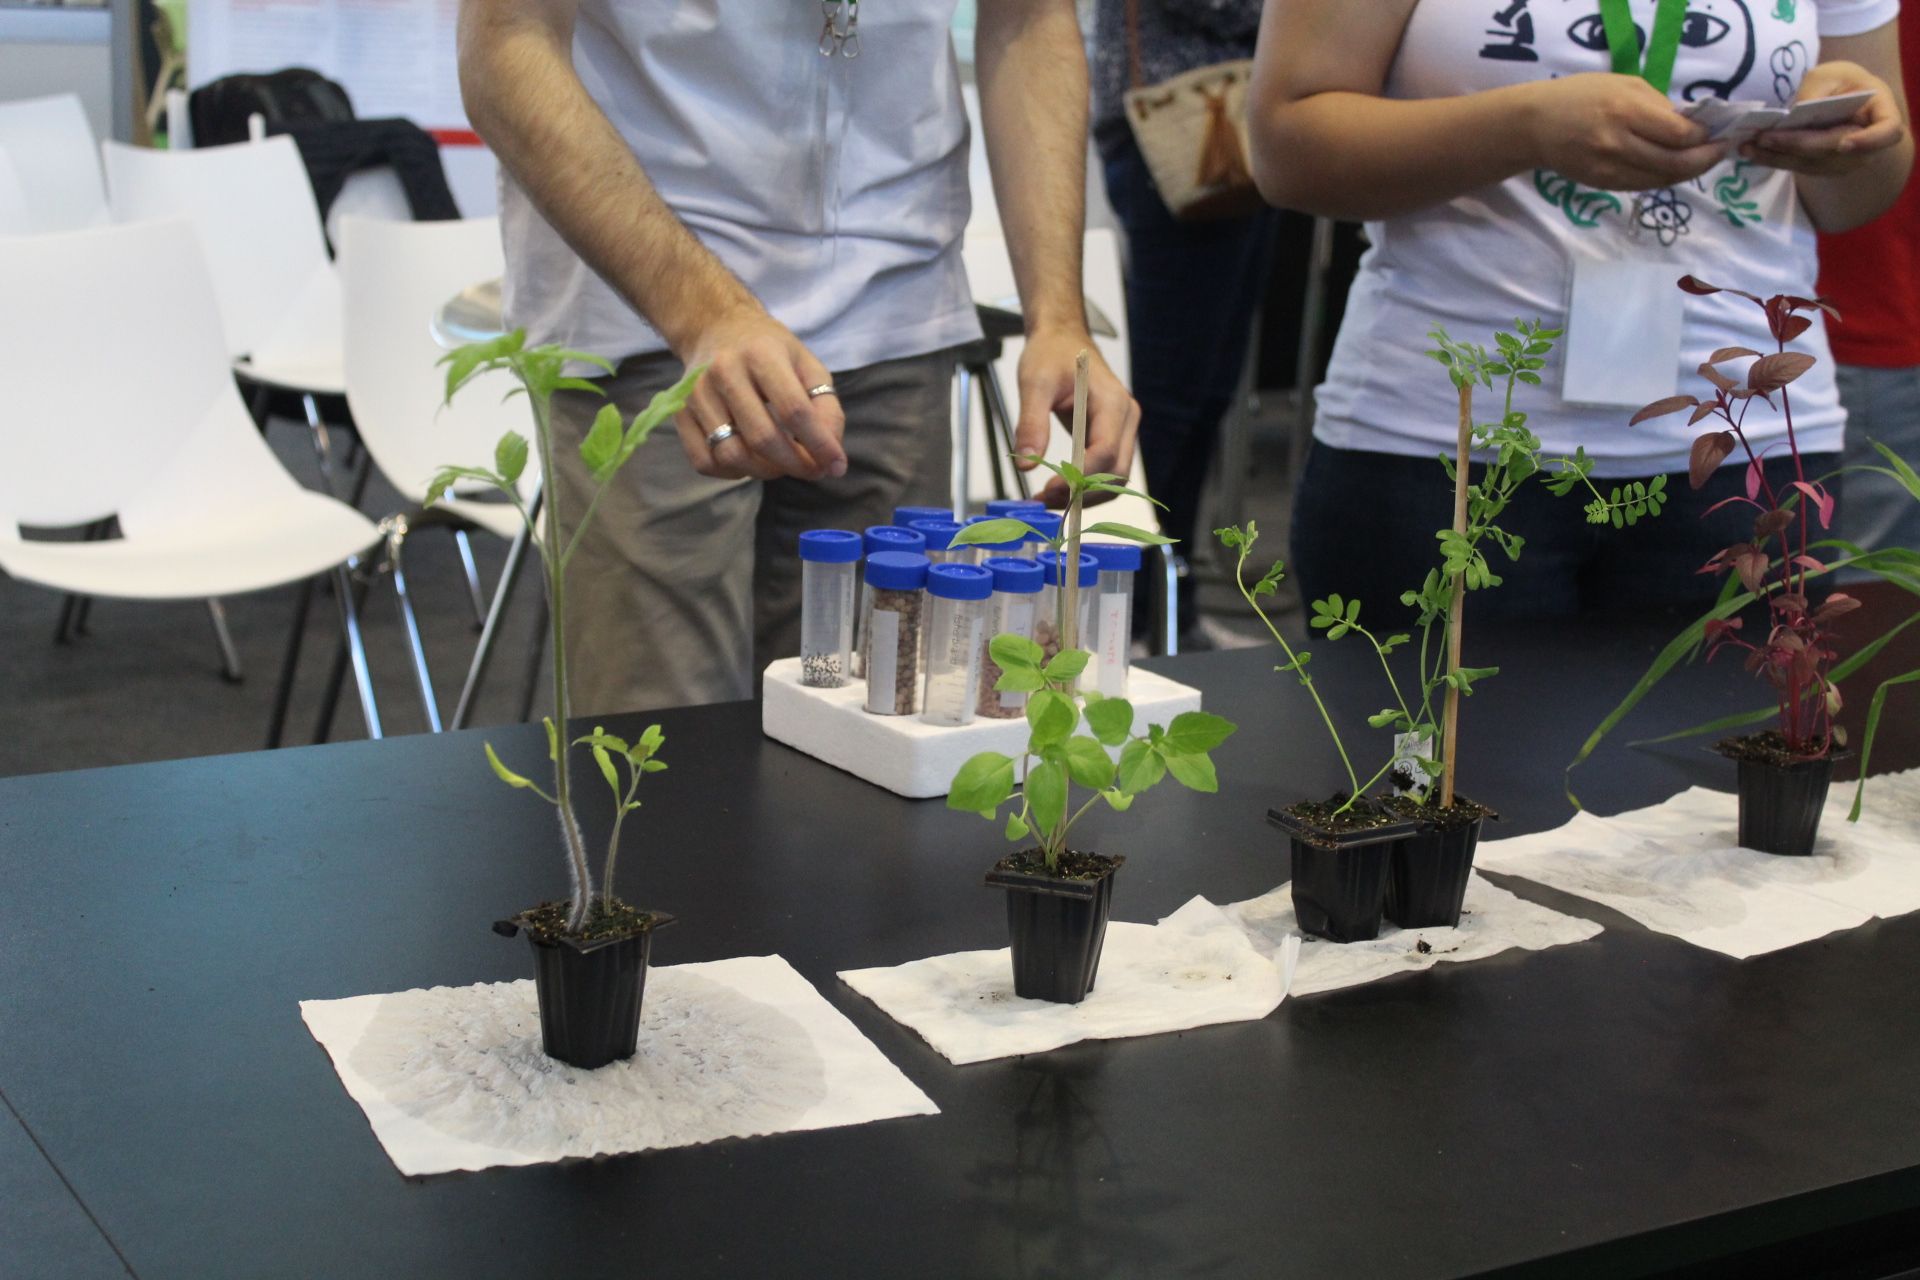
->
<box><xmin>1440</xmin><ymin>381</ymin><xmax>1472</xmax><ymax>809</ymax></box>
<box><xmin>1063</xmin><ymin>350</ymin><xmax>1090</xmax><ymax>654</ymax></box>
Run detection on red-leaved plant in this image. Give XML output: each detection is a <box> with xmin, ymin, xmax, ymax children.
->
<box><xmin>1627</xmin><ymin>276</ymin><xmax>1859</xmax><ymax>759</ymax></box>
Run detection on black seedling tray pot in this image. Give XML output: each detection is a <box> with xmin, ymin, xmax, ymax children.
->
<box><xmin>1267</xmin><ymin>808</ymin><xmax>1417</xmax><ymax>944</ymax></box>
<box><xmin>1733</xmin><ymin>753</ymin><xmax>1839</xmax><ymax>857</ymax></box>
<box><xmin>1385</xmin><ymin>797</ymin><xmax>1497</xmax><ymax>930</ymax></box>
<box><xmin>985</xmin><ymin>856</ymin><xmax>1124</xmax><ymax>1004</ymax></box>
<box><xmin>495</xmin><ymin>910</ymin><xmax>675</xmax><ymax>1069</ymax></box>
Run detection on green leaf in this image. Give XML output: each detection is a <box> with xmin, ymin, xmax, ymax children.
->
<box><xmin>994</xmin><ymin>666</ymin><xmax>1046</xmax><ymax>694</ymax></box>
<box><xmin>948</xmin><ymin>752</ymin><xmax>1016</xmax><ymax>817</ymax></box>
<box><xmin>1160</xmin><ymin>710</ymin><xmax>1237</xmax><ymax>755</ymax></box>
<box><xmin>591</xmin><ymin>743</ymin><xmax>619</xmax><ymax>794</ymax></box>
<box><xmin>579</xmin><ymin>402</ymin><xmax>623</xmax><ymax>478</ymax></box>
<box><xmin>1851</xmin><ymin>667</ymin><xmax>1920</xmax><ymax>820</ymax></box>
<box><xmin>952</xmin><ymin>517</ymin><xmax>1039</xmax><ymax>549</ymax></box>
<box><xmin>1102</xmin><ymin>788</ymin><xmax>1135</xmax><ymax>812</ymax></box>
<box><xmin>1043</xmin><ymin>648</ymin><xmax>1090</xmax><ymax>683</ymax></box>
<box><xmin>990</xmin><ymin>632</ymin><xmax>1044</xmax><ymax>671</ymax></box>
<box><xmin>1026</xmin><ymin>760</ymin><xmax>1068</xmax><ymax>837</ymax></box>
<box><xmin>637</xmin><ymin>723</ymin><xmax>665</xmax><ymax>755</ymax></box>
<box><xmin>1062</xmin><ymin>736</ymin><xmax>1116</xmax><ymax>790</ymax></box>
<box><xmin>1026</xmin><ymin>689</ymin><xmax>1078</xmax><ymax>750</ymax></box>
<box><xmin>1116</xmin><ymin>738</ymin><xmax>1166</xmax><ymax>794</ymax></box>
<box><xmin>543</xmin><ymin>716</ymin><xmax>559</xmax><ymax>762</ymax></box>
<box><xmin>1005</xmin><ymin>811</ymin><xmax>1031</xmax><ymax>842</ymax></box>
<box><xmin>494</xmin><ymin>432</ymin><xmax>529</xmax><ymax>486</ymax></box>
<box><xmin>639</xmin><ymin>759</ymin><xmax>668</xmax><ymax>772</ymax></box>
<box><xmin>1083</xmin><ymin>696</ymin><xmax>1134</xmax><ymax>746</ymax></box>
<box><xmin>609</xmin><ymin>363</ymin><xmax>705</xmax><ymax>476</ymax></box>
<box><xmin>1084</xmin><ymin>481</ymin><xmax>1166</xmax><ymax>508</ymax></box>
<box><xmin>1162</xmin><ymin>750</ymin><xmax>1219</xmax><ymax>793</ymax></box>
<box><xmin>1083</xmin><ymin>521</ymin><xmax>1175</xmax><ymax>546</ymax></box>
<box><xmin>484</xmin><ymin>742</ymin><xmax>554</xmax><ymax>803</ymax></box>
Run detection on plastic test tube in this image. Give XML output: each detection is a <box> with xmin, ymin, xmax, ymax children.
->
<box><xmin>985</xmin><ymin>498</ymin><xmax>1048</xmax><ymax>519</ymax></box>
<box><xmin>892</xmin><ymin>504</ymin><xmax>952</xmax><ymax>530</ymax></box>
<box><xmin>1084</xmin><ymin>540</ymin><xmax>1142</xmax><ymax>698</ymax></box>
<box><xmin>920</xmin><ymin>563</ymin><xmax>994</xmax><ymax>727</ymax></box>
<box><xmin>960</xmin><ymin>514</ymin><xmax>1028</xmax><ymax>568</ymax></box>
<box><xmin>1034</xmin><ymin>550</ymin><xmax>1098</xmax><ymax>674</ymax></box>
<box><xmin>798</xmin><ymin>529</ymin><xmax>861</xmax><ymax>688</ymax></box>
<box><xmin>863</xmin><ymin>551</ymin><xmax>930</xmax><ymax>716</ymax></box>
<box><xmin>908</xmin><ymin>519</ymin><xmax>966</xmax><ymax>565</ymax></box>
<box><xmin>977</xmin><ymin>555</ymin><xmax>1042</xmax><ymax>719</ymax></box>
<box><xmin>1021</xmin><ymin>509</ymin><xmax>1064</xmax><ymax>550</ymax></box>
<box><xmin>854</xmin><ymin>525</ymin><xmax>926</xmax><ymax>679</ymax></box>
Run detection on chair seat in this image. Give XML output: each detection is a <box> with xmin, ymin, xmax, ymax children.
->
<box><xmin>439</xmin><ymin>495</ymin><xmax>532</xmax><ymax>543</ymax></box>
<box><xmin>235</xmin><ymin>353</ymin><xmax>347</xmax><ymax>398</ymax></box>
<box><xmin>0</xmin><ymin>492</ymin><xmax>379</xmax><ymax>600</ymax></box>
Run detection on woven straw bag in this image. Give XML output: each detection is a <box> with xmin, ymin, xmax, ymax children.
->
<box><xmin>1121</xmin><ymin>0</ymin><xmax>1261</xmax><ymax>221</ymax></box>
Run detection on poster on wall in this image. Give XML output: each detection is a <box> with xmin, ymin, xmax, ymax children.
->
<box><xmin>185</xmin><ymin>0</ymin><xmax>496</xmax><ymax>211</ymax></box>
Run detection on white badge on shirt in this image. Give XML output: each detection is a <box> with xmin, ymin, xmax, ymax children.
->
<box><xmin>1560</xmin><ymin>255</ymin><xmax>1685</xmax><ymax>410</ymax></box>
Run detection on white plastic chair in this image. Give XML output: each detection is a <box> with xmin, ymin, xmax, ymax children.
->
<box><xmin>0</xmin><ymin>94</ymin><xmax>109</xmax><ymax>233</ymax></box>
<box><xmin>0</xmin><ymin>150</ymin><xmax>30</xmax><ymax>234</ymax></box>
<box><xmin>338</xmin><ymin>214</ymin><xmax>539</xmax><ymax>731</ymax></box>
<box><xmin>0</xmin><ymin>219</ymin><xmax>386</xmax><ymax>738</ymax></box>
<box><xmin>100</xmin><ymin>137</ymin><xmax>355</xmax><ymax>492</ymax></box>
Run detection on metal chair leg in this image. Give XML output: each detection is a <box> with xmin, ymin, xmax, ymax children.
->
<box><xmin>205</xmin><ymin>598</ymin><xmax>244</xmax><ymax>682</ymax></box>
<box><xmin>51</xmin><ymin>519</ymin><xmax>113</xmax><ymax>645</ymax></box>
<box><xmin>315</xmin><ymin>559</ymin><xmax>380</xmax><ymax>743</ymax></box>
<box><xmin>450</xmin><ymin>486</ymin><xmax>543</xmax><ymax>731</ymax></box>
<box><xmin>384</xmin><ymin>515</ymin><xmax>443</xmax><ymax>733</ymax></box>
<box><xmin>451</xmin><ymin>527</ymin><xmax>487</xmax><ymax>629</ymax></box>
<box><xmin>518</xmin><ymin>593</ymin><xmax>549</xmax><ymax>724</ymax></box>
<box><xmin>1152</xmin><ymin>544</ymin><xmax>1180</xmax><ymax>657</ymax></box>
<box><xmin>266</xmin><ymin>575</ymin><xmax>317</xmax><ymax>748</ymax></box>
<box><xmin>303</xmin><ymin>392</ymin><xmax>341</xmax><ymax>499</ymax></box>
<box><xmin>953</xmin><ymin>365</ymin><xmax>973</xmax><ymax>515</ymax></box>
<box><xmin>979</xmin><ymin>362</ymin><xmax>1029</xmax><ymax>500</ymax></box>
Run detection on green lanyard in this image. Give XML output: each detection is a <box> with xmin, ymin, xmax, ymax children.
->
<box><xmin>1598</xmin><ymin>0</ymin><xmax>1688</xmax><ymax>95</ymax></box>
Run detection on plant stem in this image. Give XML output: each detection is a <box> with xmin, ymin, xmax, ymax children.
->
<box><xmin>532</xmin><ymin>391</ymin><xmax>593</xmax><ymax>930</ymax></box>
<box><xmin>1441</xmin><ymin>381</ymin><xmax>1472</xmax><ymax>808</ymax></box>
<box><xmin>1063</xmin><ymin>351</ymin><xmax>1090</xmax><ymax>654</ymax></box>
<box><xmin>603</xmin><ymin>765</ymin><xmax>642</xmax><ymax>913</ymax></box>
<box><xmin>1234</xmin><ymin>549</ymin><xmax>1361</xmax><ymax>797</ymax></box>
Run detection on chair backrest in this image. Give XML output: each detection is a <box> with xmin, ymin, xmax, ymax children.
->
<box><xmin>338</xmin><ymin>215</ymin><xmax>534</xmax><ymax>501</ymax></box>
<box><xmin>0</xmin><ymin>149</ymin><xmax>30</xmax><ymax>234</ymax></box>
<box><xmin>101</xmin><ymin>135</ymin><xmax>333</xmax><ymax>359</ymax></box>
<box><xmin>0</xmin><ymin>220</ymin><xmax>247</xmax><ymax>527</ymax></box>
<box><xmin>0</xmin><ymin>94</ymin><xmax>109</xmax><ymax>233</ymax></box>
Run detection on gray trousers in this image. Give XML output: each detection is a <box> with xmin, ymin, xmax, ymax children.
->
<box><xmin>548</xmin><ymin>347</ymin><xmax>957</xmax><ymax>716</ymax></box>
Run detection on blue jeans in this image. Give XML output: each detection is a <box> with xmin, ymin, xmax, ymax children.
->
<box><xmin>1289</xmin><ymin>443</ymin><xmax>1843</xmax><ymax>623</ymax></box>
<box><xmin>1836</xmin><ymin>363</ymin><xmax>1920</xmax><ymax>567</ymax></box>
<box><xmin>1099</xmin><ymin>127</ymin><xmax>1281</xmax><ymax>587</ymax></box>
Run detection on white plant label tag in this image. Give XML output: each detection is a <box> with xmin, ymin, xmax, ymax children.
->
<box><xmin>1096</xmin><ymin>592</ymin><xmax>1129</xmax><ymax>695</ymax></box>
<box><xmin>1391</xmin><ymin>732</ymin><xmax>1434</xmax><ymax>795</ymax></box>
<box><xmin>867</xmin><ymin>609</ymin><xmax>900</xmax><ymax>713</ymax></box>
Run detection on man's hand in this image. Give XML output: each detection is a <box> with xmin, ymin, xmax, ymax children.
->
<box><xmin>672</xmin><ymin>304</ymin><xmax>848</xmax><ymax>482</ymax></box>
<box><xmin>1012</xmin><ymin>330</ymin><xmax>1141</xmax><ymax>508</ymax></box>
<box><xmin>1741</xmin><ymin>61</ymin><xmax>1907</xmax><ymax>177</ymax></box>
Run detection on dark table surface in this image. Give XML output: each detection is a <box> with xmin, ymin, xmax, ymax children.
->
<box><xmin>4</xmin><ymin>599</ymin><xmax>1920</xmax><ymax>1280</ymax></box>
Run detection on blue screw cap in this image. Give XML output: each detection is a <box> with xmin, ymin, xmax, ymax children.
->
<box><xmin>865</xmin><ymin>551</ymin><xmax>931</xmax><ymax>592</ymax></box>
<box><xmin>926</xmin><ymin>562</ymin><xmax>994</xmax><ymax>601</ymax></box>
<box><xmin>1084</xmin><ymin>541</ymin><xmax>1143</xmax><ymax>572</ymax></box>
<box><xmin>799</xmin><ymin>529</ymin><xmax>862</xmax><ymax>564</ymax></box>
<box><xmin>982</xmin><ymin>555</ymin><xmax>1043</xmax><ymax>594</ymax></box>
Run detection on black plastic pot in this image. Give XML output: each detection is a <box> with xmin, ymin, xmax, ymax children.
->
<box><xmin>1268</xmin><ymin>809</ymin><xmax>1417</xmax><ymax>943</ymax></box>
<box><xmin>1385</xmin><ymin>800</ymin><xmax>1495</xmax><ymax>930</ymax></box>
<box><xmin>985</xmin><ymin>855</ymin><xmax>1123</xmax><ymax>1004</ymax></box>
<box><xmin>1733</xmin><ymin>754</ymin><xmax>1838</xmax><ymax>857</ymax></box>
<box><xmin>494</xmin><ymin>911</ymin><xmax>675</xmax><ymax>1069</ymax></box>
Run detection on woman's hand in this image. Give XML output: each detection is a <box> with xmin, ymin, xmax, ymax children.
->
<box><xmin>1521</xmin><ymin>73</ymin><xmax>1727</xmax><ymax>191</ymax></box>
<box><xmin>1740</xmin><ymin>61</ymin><xmax>1907</xmax><ymax>177</ymax></box>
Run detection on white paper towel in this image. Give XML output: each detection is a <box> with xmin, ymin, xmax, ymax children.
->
<box><xmin>839</xmin><ymin>898</ymin><xmax>1298</xmax><ymax>1066</ymax></box>
<box><xmin>1477</xmin><ymin>768</ymin><xmax>1920</xmax><ymax>958</ymax></box>
<box><xmin>1214</xmin><ymin>873</ymin><xmax>1603</xmax><ymax>997</ymax></box>
<box><xmin>301</xmin><ymin>954</ymin><xmax>939</xmax><ymax>1176</ymax></box>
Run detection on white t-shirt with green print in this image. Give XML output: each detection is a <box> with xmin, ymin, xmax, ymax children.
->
<box><xmin>1315</xmin><ymin>0</ymin><xmax>1899</xmax><ymax>476</ymax></box>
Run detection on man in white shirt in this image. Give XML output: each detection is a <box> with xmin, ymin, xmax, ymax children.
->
<box><xmin>459</xmin><ymin>0</ymin><xmax>1138</xmax><ymax>714</ymax></box>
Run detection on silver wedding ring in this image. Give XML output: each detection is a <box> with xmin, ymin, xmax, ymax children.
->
<box><xmin>806</xmin><ymin>383</ymin><xmax>837</xmax><ymax>399</ymax></box>
<box><xmin>705</xmin><ymin>423</ymin><xmax>737</xmax><ymax>450</ymax></box>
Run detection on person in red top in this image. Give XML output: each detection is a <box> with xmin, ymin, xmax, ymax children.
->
<box><xmin>1821</xmin><ymin>5</ymin><xmax>1920</xmax><ymax>560</ymax></box>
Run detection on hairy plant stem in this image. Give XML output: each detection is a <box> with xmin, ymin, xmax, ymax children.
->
<box><xmin>603</xmin><ymin>764</ymin><xmax>643</xmax><ymax>914</ymax></box>
<box><xmin>532</xmin><ymin>391</ymin><xmax>593</xmax><ymax>931</ymax></box>
<box><xmin>1441</xmin><ymin>382</ymin><xmax>1473</xmax><ymax>808</ymax></box>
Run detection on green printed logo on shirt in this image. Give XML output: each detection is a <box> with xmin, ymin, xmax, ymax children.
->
<box><xmin>1713</xmin><ymin>160</ymin><xmax>1765</xmax><ymax>227</ymax></box>
<box><xmin>1534</xmin><ymin>170</ymin><xmax>1624</xmax><ymax>228</ymax></box>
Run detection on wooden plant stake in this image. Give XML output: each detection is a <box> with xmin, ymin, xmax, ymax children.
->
<box><xmin>1063</xmin><ymin>350</ymin><xmax>1090</xmax><ymax>653</ymax></box>
<box><xmin>1441</xmin><ymin>379</ymin><xmax>1471</xmax><ymax>808</ymax></box>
